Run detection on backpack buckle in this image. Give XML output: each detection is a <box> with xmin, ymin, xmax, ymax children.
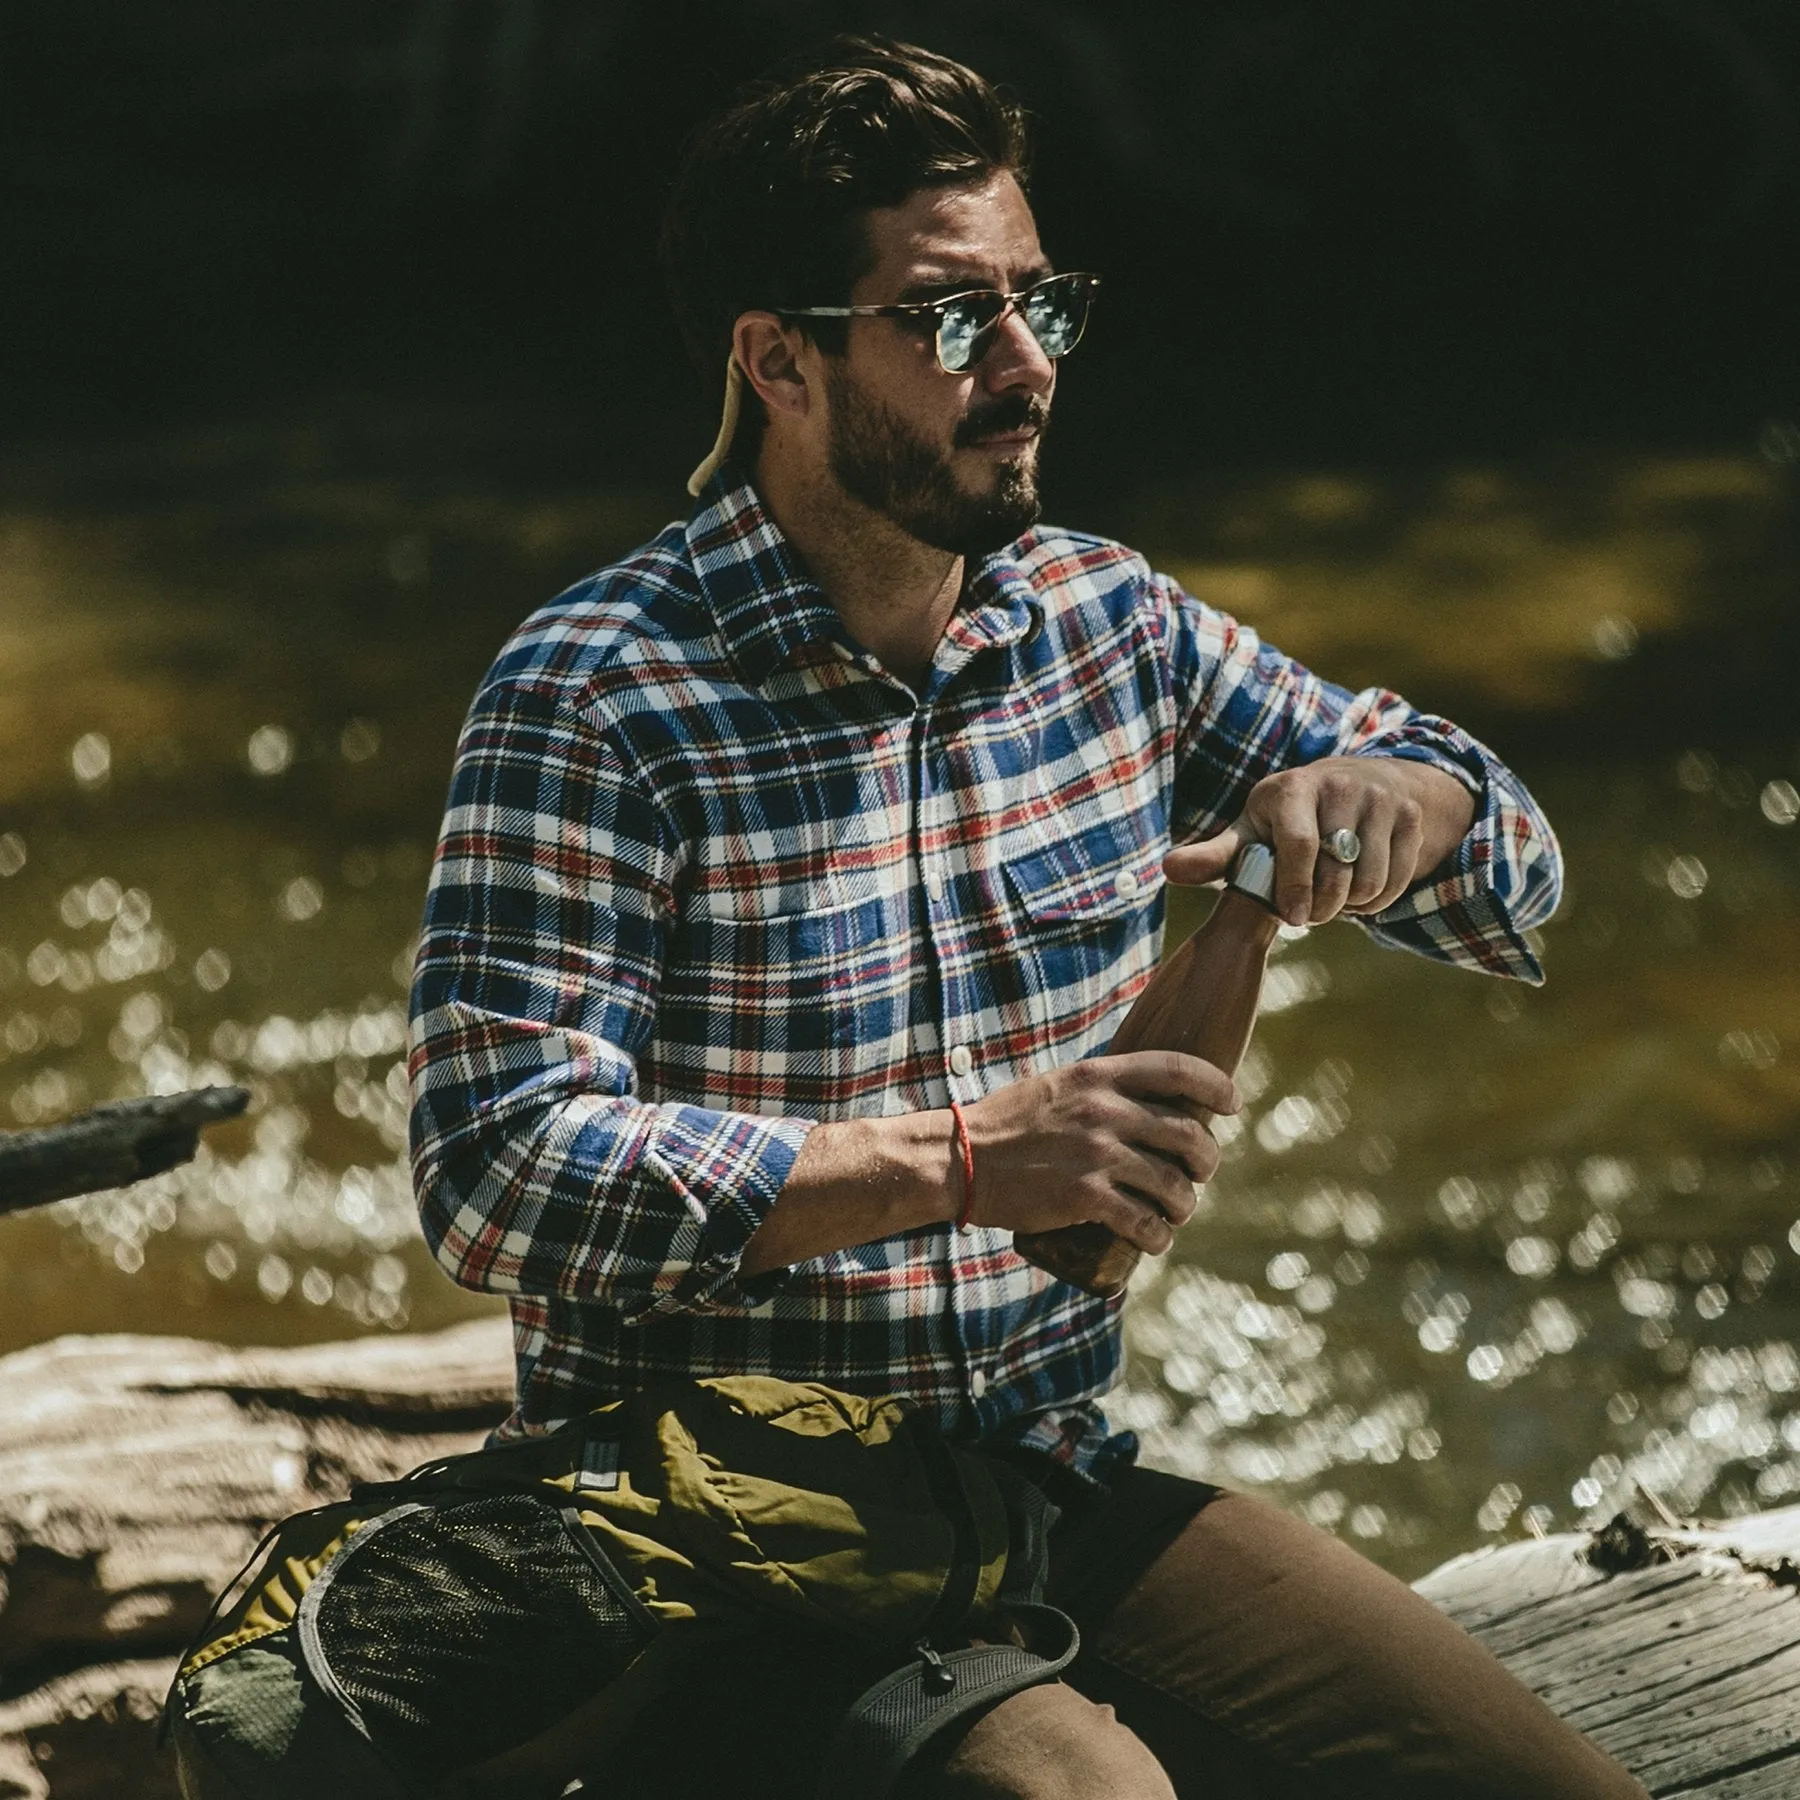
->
<box><xmin>913</xmin><ymin>1638</ymin><xmax>956</xmax><ymax>1694</ymax></box>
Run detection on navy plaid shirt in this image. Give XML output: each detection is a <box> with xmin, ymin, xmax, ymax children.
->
<box><xmin>409</xmin><ymin>466</ymin><xmax>1561</xmax><ymax>1477</ymax></box>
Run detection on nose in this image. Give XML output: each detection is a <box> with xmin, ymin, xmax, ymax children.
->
<box><xmin>979</xmin><ymin>301</ymin><xmax>1056</xmax><ymax>396</ymax></box>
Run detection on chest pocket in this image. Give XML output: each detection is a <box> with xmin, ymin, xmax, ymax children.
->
<box><xmin>659</xmin><ymin>881</ymin><xmax>904</xmax><ymax>1110</ymax></box>
<box><xmin>997</xmin><ymin>811</ymin><xmax>1166</xmax><ymax>1046</ymax></box>
<box><xmin>1000</xmin><ymin>810</ymin><xmax>1165</xmax><ymax>925</ymax></box>
<box><xmin>677</xmin><ymin>884</ymin><xmax>887</xmax><ymax>1028</ymax></box>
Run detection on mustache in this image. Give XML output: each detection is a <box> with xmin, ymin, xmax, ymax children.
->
<box><xmin>954</xmin><ymin>394</ymin><xmax>1050</xmax><ymax>447</ymax></box>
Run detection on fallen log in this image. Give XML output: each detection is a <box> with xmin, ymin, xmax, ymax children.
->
<box><xmin>0</xmin><ymin>1318</ymin><xmax>513</xmax><ymax>1799</ymax></box>
<box><xmin>1416</xmin><ymin>1507</ymin><xmax>1800</xmax><ymax>1795</ymax></box>
<box><xmin>0</xmin><ymin>1090</ymin><xmax>250</xmax><ymax>1213</ymax></box>
<box><xmin>3</xmin><ymin>1319</ymin><xmax>1798</xmax><ymax>1797</ymax></box>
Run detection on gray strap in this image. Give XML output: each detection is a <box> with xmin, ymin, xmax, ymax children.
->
<box><xmin>815</xmin><ymin>1604</ymin><xmax>1080</xmax><ymax>1800</ymax></box>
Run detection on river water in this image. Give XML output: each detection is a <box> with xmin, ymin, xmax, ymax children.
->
<box><xmin>2</xmin><ymin>411</ymin><xmax>1796</xmax><ymax>1578</ymax></box>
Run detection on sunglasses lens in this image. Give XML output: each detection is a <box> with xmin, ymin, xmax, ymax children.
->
<box><xmin>932</xmin><ymin>277</ymin><xmax>1097</xmax><ymax>372</ymax></box>
<box><xmin>1023</xmin><ymin>277</ymin><xmax>1090</xmax><ymax>359</ymax></box>
<box><xmin>936</xmin><ymin>294</ymin><xmax>1004</xmax><ymax>373</ymax></box>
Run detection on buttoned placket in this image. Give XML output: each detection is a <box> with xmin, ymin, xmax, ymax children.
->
<box><xmin>909</xmin><ymin>708</ymin><xmax>978</xmax><ymax>1087</ymax></box>
<box><xmin>917</xmin><ymin>630</ymin><xmax>1031</xmax><ymax>1427</ymax></box>
<box><xmin>809</xmin><ymin>581</ymin><xmax>1036</xmax><ymax>1429</ymax></box>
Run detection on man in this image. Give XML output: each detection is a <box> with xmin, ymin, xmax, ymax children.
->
<box><xmin>410</xmin><ymin>36</ymin><xmax>1646</xmax><ymax>1800</ymax></box>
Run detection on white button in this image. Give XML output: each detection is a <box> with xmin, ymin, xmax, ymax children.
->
<box><xmin>1116</xmin><ymin>868</ymin><xmax>1141</xmax><ymax>899</ymax></box>
<box><xmin>948</xmin><ymin>1044</ymin><xmax>974</xmax><ymax>1078</ymax></box>
<box><xmin>926</xmin><ymin>865</ymin><xmax>946</xmax><ymax>902</ymax></box>
<box><xmin>970</xmin><ymin>1369</ymin><xmax>988</xmax><ymax>1398</ymax></box>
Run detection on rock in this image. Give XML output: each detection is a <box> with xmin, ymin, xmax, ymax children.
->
<box><xmin>0</xmin><ymin>1660</ymin><xmax>177</xmax><ymax>1800</ymax></box>
<box><xmin>0</xmin><ymin>1318</ymin><xmax>513</xmax><ymax>1796</ymax></box>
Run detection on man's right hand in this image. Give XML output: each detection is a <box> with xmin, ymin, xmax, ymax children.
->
<box><xmin>741</xmin><ymin>1052</ymin><xmax>1237</xmax><ymax>1274</ymax></box>
<box><xmin>960</xmin><ymin>1052</ymin><xmax>1238</xmax><ymax>1255</ymax></box>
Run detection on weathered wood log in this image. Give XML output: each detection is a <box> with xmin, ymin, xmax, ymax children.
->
<box><xmin>1416</xmin><ymin>1507</ymin><xmax>1800</xmax><ymax>1795</ymax></box>
<box><xmin>5</xmin><ymin>1318</ymin><xmax>1800</xmax><ymax>1796</ymax></box>
<box><xmin>0</xmin><ymin>1090</ymin><xmax>250</xmax><ymax>1214</ymax></box>
<box><xmin>0</xmin><ymin>1319</ymin><xmax>513</xmax><ymax>1798</ymax></box>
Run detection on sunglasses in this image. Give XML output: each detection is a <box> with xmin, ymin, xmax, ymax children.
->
<box><xmin>780</xmin><ymin>271</ymin><xmax>1101</xmax><ymax>375</ymax></box>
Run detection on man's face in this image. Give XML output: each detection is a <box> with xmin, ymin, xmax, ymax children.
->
<box><xmin>822</xmin><ymin>172</ymin><xmax>1057</xmax><ymax>558</ymax></box>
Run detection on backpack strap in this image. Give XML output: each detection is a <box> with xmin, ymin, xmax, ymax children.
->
<box><xmin>814</xmin><ymin>1602</ymin><xmax>1080</xmax><ymax>1800</ymax></box>
<box><xmin>899</xmin><ymin>1413</ymin><xmax>987</xmax><ymax>1637</ymax></box>
<box><xmin>980</xmin><ymin>1453</ymin><xmax>1060</xmax><ymax>1609</ymax></box>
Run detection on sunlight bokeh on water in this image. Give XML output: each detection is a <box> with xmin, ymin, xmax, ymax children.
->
<box><xmin>1</xmin><ymin>417</ymin><xmax>1796</xmax><ymax>1575</ymax></box>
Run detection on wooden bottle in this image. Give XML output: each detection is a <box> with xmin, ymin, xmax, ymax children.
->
<box><xmin>1013</xmin><ymin>842</ymin><xmax>1282</xmax><ymax>1297</ymax></box>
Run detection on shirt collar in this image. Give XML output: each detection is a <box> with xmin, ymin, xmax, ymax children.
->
<box><xmin>685</xmin><ymin>465</ymin><xmax>846</xmax><ymax>689</ymax></box>
<box><xmin>942</xmin><ymin>545</ymin><xmax>1043</xmax><ymax>676</ymax></box>
<box><xmin>685</xmin><ymin>463</ymin><xmax>1044</xmax><ymax>692</ymax></box>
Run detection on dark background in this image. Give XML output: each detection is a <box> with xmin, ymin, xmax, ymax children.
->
<box><xmin>6</xmin><ymin>0</ymin><xmax>1800</xmax><ymax>491</ymax></box>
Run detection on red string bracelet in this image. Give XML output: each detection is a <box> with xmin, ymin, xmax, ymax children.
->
<box><xmin>948</xmin><ymin>1099</ymin><xmax>976</xmax><ymax>1233</ymax></box>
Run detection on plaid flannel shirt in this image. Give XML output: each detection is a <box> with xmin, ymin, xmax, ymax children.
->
<box><xmin>409</xmin><ymin>466</ymin><xmax>1561</xmax><ymax>1478</ymax></box>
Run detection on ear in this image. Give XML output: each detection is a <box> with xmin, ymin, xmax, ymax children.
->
<box><xmin>733</xmin><ymin>312</ymin><xmax>815</xmax><ymax>421</ymax></box>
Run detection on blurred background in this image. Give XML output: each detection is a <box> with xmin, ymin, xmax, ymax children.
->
<box><xmin>2</xmin><ymin>0</ymin><xmax>1798</xmax><ymax>1579</ymax></box>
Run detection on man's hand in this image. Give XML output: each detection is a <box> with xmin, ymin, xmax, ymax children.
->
<box><xmin>1163</xmin><ymin>757</ymin><xmax>1476</xmax><ymax>928</ymax></box>
<box><xmin>742</xmin><ymin>1053</ymin><xmax>1239</xmax><ymax>1273</ymax></box>
<box><xmin>961</xmin><ymin>1053</ymin><xmax>1238</xmax><ymax>1255</ymax></box>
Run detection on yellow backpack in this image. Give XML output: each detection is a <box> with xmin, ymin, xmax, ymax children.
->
<box><xmin>167</xmin><ymin>1377</ymin><xmax>1078</xmax><ymax>1799</ymax></box>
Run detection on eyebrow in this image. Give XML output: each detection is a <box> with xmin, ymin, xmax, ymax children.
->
<box><xmin>895</xmin><ymin>262</ymin><xmax>1056</xmax><ymax>303</ymax></box>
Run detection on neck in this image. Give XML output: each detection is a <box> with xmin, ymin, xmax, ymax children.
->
<box><xmin>754</xmin><ymin>442</ymin><xmax>963</xmax><ymax>692</ymax></box>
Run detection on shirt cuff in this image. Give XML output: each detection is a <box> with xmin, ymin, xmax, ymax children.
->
<box><xmin>627</xmin><ymin>1103</ymin><xmax>815</xmax><ymax>1315</ymax></box>
<box><xmin>1346</xmin><ymin>727</ymin><xmax>1557</xmax><ymax>984</ymax></box>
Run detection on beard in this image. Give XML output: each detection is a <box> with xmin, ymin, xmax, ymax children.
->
<box><xmin>824</xmin><ymin>362</ymin><xmax>1047</xmax><ymax>558</ymax></box>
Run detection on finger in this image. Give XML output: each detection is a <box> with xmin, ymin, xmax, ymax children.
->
<box><xmin>1343</xmin><ymin>797</ymin><xmax>1393</xmax><ymax>912</ymax></box>
<box><xmin>1308</xmin><ymin>831</ymin><xmax>1357</xmax><ymax>924</ymax></box>
<box><xmin>1260</xmin><ymin>784</ymin><xmax>1323</xmax><ymax>925</ymax></box>
<box><xmin>1164</xmin><ymin>820</ymin><xmax>1242</xmax><ymax>887</ymax></box>
<box><xmin>1132</xmin><ymin>1106</ymin><xmax>1221</xmax><ymax>1187</ymax></box>
<box><xmin>1357</xmin><ymin>796</ymin><xmax>1425</xmax><ymax>914</ymax></box>
<box><xmin>1105</xmin><ymin>1050</ymin><xmax>1240</xmax><ymax>1118</ymax></box>
<box><xmin>1093</xmin><ymin>1177</ymin><xmax>1180</xmax><ymax>1254</ymax></box>
<box><xmin>1115</xmin><ymin>1143</ymin><xmax>1200</xmax><ymax>1227</ymax></box>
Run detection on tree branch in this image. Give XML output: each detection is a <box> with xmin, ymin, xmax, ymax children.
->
<box><xmin>0</xmin><ymin>1088</ymin><xmax>250</xmax><ymax>1212</ymax></box>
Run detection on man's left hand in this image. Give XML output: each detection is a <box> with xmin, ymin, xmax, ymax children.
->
<box><xmin>1163</xmin><ymin>757</ymin><xmax>1476</xmax><ymax>928</ymax></box>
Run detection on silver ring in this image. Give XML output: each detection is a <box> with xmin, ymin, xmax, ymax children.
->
<box><xmin>1321</xmin><ymin>827</ymin><xmax>1362</xmax><ymax>865</ymax></box>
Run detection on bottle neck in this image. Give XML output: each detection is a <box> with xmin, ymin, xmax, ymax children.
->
<box><xmin>1211</xmin><ymin>883</ymin><xmax>1285</xmax><ymax>949</ymax></box>
<box><xmin>1225</xmin><ymin>840</ymin><xmax>1279</xmax><ymax>911</ymax></box>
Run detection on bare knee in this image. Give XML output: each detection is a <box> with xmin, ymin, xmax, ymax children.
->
<box><xmin>933</xmin><ymin>1681</ymin><xmax>1175</xmax><ymax>1800</ymax></box>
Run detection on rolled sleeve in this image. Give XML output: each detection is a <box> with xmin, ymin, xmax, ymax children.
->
<box><xmin>408</xmin><ymin>670</ymin><xmax>814</xmax><ymax>1321</ymax></box>
<box><xmin>1349</xmin><ymin>716</ymin><xmax>1562</xmax><ymax>983</ymax></box>
<box><xmin>1150</xmin><ymin>570</ymin><xmax>1563</xmax><ymax>983</ymax></box>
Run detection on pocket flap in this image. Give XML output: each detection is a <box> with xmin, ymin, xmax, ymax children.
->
<box><xmin>1001</xmin><ymin>816</ymin><xmax>1164</xmax><ymax>923</ymax></box>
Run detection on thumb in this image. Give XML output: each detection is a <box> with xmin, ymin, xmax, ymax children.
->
<box><xmin>1164</xmin><ymin>820</ymin><xmax>1244</xmax><ymax>886</ymax></box>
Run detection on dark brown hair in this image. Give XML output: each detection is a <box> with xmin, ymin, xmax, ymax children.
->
<box><xmin>660</xmin><ymin>35</ymin><xmax>1030</xmax><ymax>441</ymax></box>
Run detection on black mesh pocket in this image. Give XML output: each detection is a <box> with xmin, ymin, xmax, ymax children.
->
<box><xmin>297</xmin><ymin>1492</ymin><xmax>657</xmax><ymax>1789</ymax></box>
